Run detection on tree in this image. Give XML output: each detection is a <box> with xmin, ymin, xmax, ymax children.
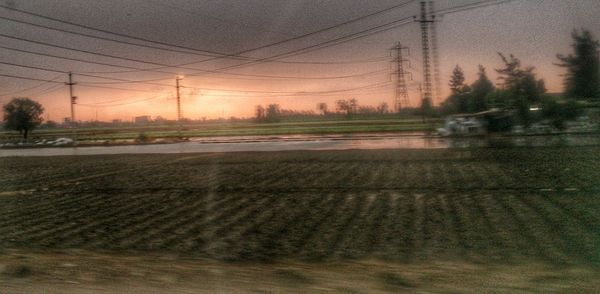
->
<box><xmin>469</xmin><ymin>65</ymin><xmax>495</xmax><ymax>112</ymax></box>
<box><xmin>336</xmin><ymin>99</ymin><xmax>350</xmax><ymax>115</ymax></box>
<box><xmin>335</xmin><ymin>99</ymin><xmax>359</xmax><ymax>116</ymax></box>
<box><xmin>540</xmin><ymin>97</ymin><xmax>584</xmax><ymax>130</ymax></box>
<box><xmin>265</xmin><ymin>104</ymin><xmax>281</xmax><ymax>122</ymax></box>
<box><xmin>376</xmin><ymin>102</ymin><xmax>389</xmax><ymax>114</ymax></box>
<box><xmin>485</xmin><ymin>89</ymin><xmax>512</xmax><ymax>109</ymax></box>
<box><xmin>255</xmin><ymin>105</ymin><xmax>265</xmax><ymax>122</ymax></box>
<box><xmin>420</xmin><ymin>97</ymin><xmax>432</xmax><ymax>121</ymax></box>
<box><xmin>449</xmin><ymin>65</ymin><xmax>468</xmax><ymax>94</ymax></box>
<box><xmin>316</xmin><ymin>102</ymin><xmax>328</xmax><ymax>115</ymax></box>
<box><xmin>556</xmin><ymin>29</ymin><xmax>600</xmax><ymax>101</ymax></box>
<box><xmin>2</xmin><ymin>97</ymin><xmax>44</xmax><ymax>140</ymax></box>
<box><xmin>495</xmin><ymin>53</ymin><xmax>546</xmax><ymax>126</ymax></box>
<box><xmin>348</xmin><ymin>98</ymin><xmax>358</xmax><ymax>114</ymax></box>
<box><xmin>441</xmin><ymin>65</ymin><xmax>473</xmax><ymax>114</ymax></box>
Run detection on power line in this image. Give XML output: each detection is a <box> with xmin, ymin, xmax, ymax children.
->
<box><xmin>0</xmin><ymin>55</ymin><xmax>391</xmax><ymax>84</ymax></box>
<box><xmin>0</xmin><ymin>0</ymin><xmax>521</xmax><ymax>104</ymax></box>
<box><xmin>0</xmin><ymin>16</ymin><xmax>413</xmax><ymax>100</ymax></box>
<box><xmin>27</xmin><ymin>83</ymin><xmax>65</xmax><ymax>97</ymax></box>
<box><xmin>0</xmin><ymin>74</ymin><xmax>61</xmax><ymax>97</ymax></box>
<box><xmin>78</xmin><ymin>94</ymin><xmax>169</xmax><ymax>108</ymax></box>
<box><xmin>0</xmin><ymin>4</ymin><xmax>240</xmax><ymax>59</ymax></box>
<box><xmin>196</xmin><ymin>0</ymin><xmax>418</xmax><ymax>62</ymax></box>
<box><xmin>0</xmin><ymin>1</ymin><xmax>416</xmax><ymax>66</ymax></box>
<box><xmin>0</xmin><ymin>15</ymin><xmax>223</xmax><ymax>59</ymax></box>
<box><xmin>78</xmin><ymin>69</ymin><xmax>391</xmax><ymax>84</ymax></box>
<box><xmin>0</xmin><ymin>7</ymin><xmax>418</xmax><ymax>79</ymax></box>
<box><xmin>140</xmin><ymin>0</ymin><xmax>293</xmax><ymax>38</ymax></box>
<box><xmin>0</xmin><ymin>43</ymin><xmax>391</xmax><ymax>81</ymax></box>
<box><xmin>0</xmin><ymin>61</ymin><xmax>175</xmax><ymax>88</ymax></box>
<box><xmin>77</xmin><ymin>82</ymin><xmax>393</xmax><ymax>108</ymax></box>
<box><xmin>0</xmin><ymin>73</ymin><xmax>64</xmax><ymax>83</ymax></box>
<box><xmin>437</xmin><ymin>0</ymin><xmax>516</xmax><ymax>15</ymax></box>
<box><xmin>77</xmin><ymin>84</ymin><xmax>167</xmax><ymax>93</ymax></box>
<box><xmin>187</xmin><ymin>17</ymin><xmax>416</xmax><ymax>78</ymax></box>
<box><xmin>0</xmin><ymin>14</ymin><xmax>392</xmax><ymax>66</ymax></box>
<box><xmin>0</xmin><ymin>33</ymin><xmax>189</xmax><ymax>68</ymax></box>
<box><xmin>1</xmin><ymin>0</ymin><xmax>517</xmax><ymax>80</ymax></box>
<box><xmin>0</xmin><ymin>45</ymin><xmax>177</xmax><ymax>74</ymax></box>
<box><xmin>0</xmin><ymin>60</ymin><xmax>392</xmax><ymax>95</ymax></box>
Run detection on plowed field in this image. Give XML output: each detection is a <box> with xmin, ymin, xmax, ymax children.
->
<box><xmin>1</xmin><ymin>147</ymin><xmax>599</xmax><ymax>265</ymax></box>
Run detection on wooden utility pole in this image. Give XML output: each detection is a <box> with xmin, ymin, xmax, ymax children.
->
<box><xmin>176</xmin><ymin>75</ymin><xmax>183</xmax><ymax>139</ymax></box>
<box><xmin>176</xmin><ymin>75</ymin><xmax>182</xmax><ymax>122</ymax></box>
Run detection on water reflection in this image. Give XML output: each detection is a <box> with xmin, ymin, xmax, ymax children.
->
<box><xmin>1</xmin><ymin>133</ymin><xmax>599</xmax><ymax>157</ymax></box>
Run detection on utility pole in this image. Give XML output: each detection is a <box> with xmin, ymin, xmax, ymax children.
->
<box><xmin>176</xmin><ymin>75</ymin><xmax>183</xmax><ymax>138</ymax></box>
<box><xmin>391</xmin><ymin>42</ymin><xmax>411</xmax><ymax>113</ymax></box>
<box><xmin>418</xmin><ymin>1</ymin><xmax>434</xmax><ymax>107</ymax></box>
<box><xmin>65</xmin><ymin>72</ymin><xmax>77</xmax><ymax>144</ymax></box>
<box><xmin>176</xmin><ymin>75</ymin><xmax>183</xmax><ymax>121</ymax></box>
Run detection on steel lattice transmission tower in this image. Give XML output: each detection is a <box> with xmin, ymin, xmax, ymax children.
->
<box><xmin>428</xmin><ymin>1</ymin><xmax>442</xmax><ymax>104</ymax></box>
<box><xmin>391</xmin><ymin>43</ymin><xmax>411</xmax><ymax>112</ymax></box>
<box><xmin>419</xmin><ymin>1</ymin><xmax>434</xmax><ymax>106</ymax></box>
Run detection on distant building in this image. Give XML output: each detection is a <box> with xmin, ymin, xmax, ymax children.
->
<box><xmin>134</xmin><ymin>115</ymin><xmax>151</xmax><ymax>124</ymax></box>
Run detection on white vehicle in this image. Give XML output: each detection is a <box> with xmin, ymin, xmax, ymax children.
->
<box><xmin>439</xmin><ymin>115</ymin><xmax>485</xmax><ymax>137</ymax></box>
<box><xmin>53</xmin><ymin>137</ymin><xmax>74</xmax><ymax>146</ymax></box>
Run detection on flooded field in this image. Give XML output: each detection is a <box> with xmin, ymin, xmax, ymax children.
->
<box><xmin>1</xmin><ymin>133</ymin><xmax>599</xmax><ymax>157</ymax></box>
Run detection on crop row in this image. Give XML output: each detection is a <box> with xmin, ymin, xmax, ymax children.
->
<box><xmin>1</xmin><ymin>190</ymin><xmax>599</xmax><ymax>264</ymax></box>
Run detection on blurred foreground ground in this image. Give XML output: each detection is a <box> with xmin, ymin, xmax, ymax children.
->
<box><xmin>1</xmin><ymin>250</ymin><xmax>599</xmax><ymax>293</ymax></box>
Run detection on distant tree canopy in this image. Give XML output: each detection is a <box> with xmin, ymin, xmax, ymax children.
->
<box><xmin>257</xmin><ymin>100</ymin><xmax>394</xmax><ymax>122</ymax></box>
<box><xmin>470</xmin><ymin>65</ymin><xmax>495</xmax><ymax>112</ymax></box>
<box><xmin>2</xmin><ymin>97</ymin><xmax>44</xmax><ymax>140</ymax></box>
<box><xmin>540</xmin><ymin>97</ymin><xmax>585</xmax><ymax>130</ymax></box>
<box><xmin>316</xmin><ymin>102</ymin><xmax>328</xmax><ymax>115</ymax></box>
<box><xmin>265</xmin><ymin>104</ymin><xmax>281</xmax><ymax>122</ymax></box>
<box><xmin>420</xmin><ymin>97</ymin><xmax>432</xmax><ymax>120</ymax></box>
<box><xmin>556</xmin><ymin>29</ymin><xmax>600</xmax><ymax>101</ymax></box>
<box><xmin>376</xmin><ymin>102</ymin><xmax>389</xmax><ymax>114</ymax></box>
<box><xmin>335</xmin><ymin>98</ymin><xmax>358</xmax><ymax>116</ymax></box>
<box><xmin>441</xmin><ymin>65</ymin><xmax>494</xmax><ymax>115</ymax></box>
<box><xmin>449</xmin><ymin>65</ymin><xmax>469</xmax><ymax>95</ymax></box>
<box><xmin>255</xmin><ymin>104</ymin><xmax>282</xmax><ymax>123</ymax></box>
<box><xmin>255</xmin><ymin>105</ymin><xmax>266</xmax><ymax>122</ymax></box>
<box><xmin>495</xmin><ymin>53</ymin><xmax>546</xmax><ymax>126</ymax></box>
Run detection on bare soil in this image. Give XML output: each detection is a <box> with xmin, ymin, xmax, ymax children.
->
<box><xmin>1</xmin><ymin>147</ymin><xmax>599</xmax><ymax>292</ymax></box>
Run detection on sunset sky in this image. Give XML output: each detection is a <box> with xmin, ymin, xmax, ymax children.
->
<box><xmin>1</xmin><ymin>0</ymin><xmax>599</xmax><ymax>122</ymax></box>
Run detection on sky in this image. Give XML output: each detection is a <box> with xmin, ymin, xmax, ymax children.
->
<box><xmin>1</xmin><ymin>0</ymin><xmax>599</xmax><ymax>121</ymax></box>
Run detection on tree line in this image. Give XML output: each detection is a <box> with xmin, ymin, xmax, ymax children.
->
<box><xmin>439</xmin><ymin>29</ymin><xmax>598</xmax><ymax>129</ymax></box>
<box><xmin>255</xmin><ymin>100</ymin><xmax>392</xmax><ymax>122</ymax></box>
